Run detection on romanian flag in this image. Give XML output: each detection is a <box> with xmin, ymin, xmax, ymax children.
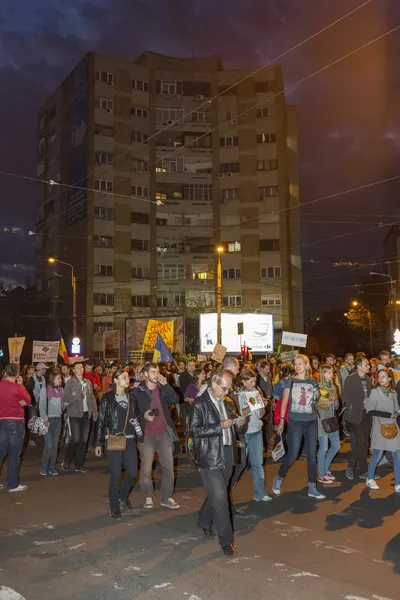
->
<box><xmin>58</xmin><ymin>328</ymin><xmax>70</xmax><ymax>364</ymax></box>
<box><xmin>152</xmin><ymin>333</ymin><xmax>173</xmax><ymax>363</ymax></box>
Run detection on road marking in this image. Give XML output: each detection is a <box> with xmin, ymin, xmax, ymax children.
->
<box><xmin>68</xmin><ymin>543</ymin><xmax>86</xmax><ymax>550</ymax></box>
<box><xmin>33</xmin><ymin>539</ymin><xmax>62</xmax><ymax>546</ymax></box>
<box><xmin>0</xmin><ymin>588</ymin><xmax>27</xmax><ymax>600</ymax></box>
<box><xmin>290</xmin><ymin>571</ymin><xmax>320</xmax><ymax>578</ymax></box>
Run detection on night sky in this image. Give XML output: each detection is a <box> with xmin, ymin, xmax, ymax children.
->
<box><xmin>0</xmin><ymin>0</ymin><xmax>399</xmax><ymax>313</ymax></box>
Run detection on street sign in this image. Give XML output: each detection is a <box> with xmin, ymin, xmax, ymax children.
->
<box><xmin>281</xmin><ymin>331</ymin><xmax>308</xmax><ymax>348</ymax></box>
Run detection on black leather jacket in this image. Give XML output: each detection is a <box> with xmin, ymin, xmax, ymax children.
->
<box><xmin>95</xmin><ymin>391</ymin><xmax>139</xmax><ymax>447</ymax></box>
<box><xmin>189</xmin><ymin>390</ymin><xmax>247</xmax><ymax>470</ymax></box>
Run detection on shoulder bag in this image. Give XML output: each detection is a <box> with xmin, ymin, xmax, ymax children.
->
<box><xmin>107</xmin><ymin>398</ymin><xmax>130</xmax><ymax>451</ymax></box>
<box><xmin>379</xmin><ymin>395</ymin><xmax>398</xmax><ymax>440</ymax></box>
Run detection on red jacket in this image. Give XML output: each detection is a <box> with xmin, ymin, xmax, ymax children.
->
<box><xmin>0</xmin><ymin>379</ymin><xmax>31</xmax><ymax>420</ymax></box>
<box><xmin>84</xmin><ymin>371</ymin><xmax>101</xmax><ymax>388</ymax></box>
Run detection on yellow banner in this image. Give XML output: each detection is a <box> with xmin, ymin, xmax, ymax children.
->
<box><xmin>143</xmin><ymin>320</ymin><xmax>174</xmax><ymax>351</ymax></box>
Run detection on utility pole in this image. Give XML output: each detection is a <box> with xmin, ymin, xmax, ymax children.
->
<box><xmin>216</xmin><ymin>246</ymin><xmax>224</xmax><ymax>345</ymax></box>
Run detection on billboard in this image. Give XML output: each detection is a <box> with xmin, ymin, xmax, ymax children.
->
<box><xmin>200</xmin><ymin>313</ymin><xmax>274</xmax><ymax>354</ymax></box>
<box><xmin>126</xmin><ymin>316</ymin><xmax>184</xmax><ymax>354</ymax></box>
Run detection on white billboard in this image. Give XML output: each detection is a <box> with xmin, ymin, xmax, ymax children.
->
<box><xmin>200</xmin><ymin>313</ymin><xmax>274</xmax><ymax>354</ymax></box>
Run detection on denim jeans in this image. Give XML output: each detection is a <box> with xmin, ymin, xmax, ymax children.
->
<box><xmin>278</xmin><ymin>419</ymin><xmax>318</xmax><ymax>483</ymax></box>
<box><xmin>0</xmin><ymin>419</ymin><xmax>25</xmax><ymax>489</ymax></box>
<box><xmin>198</xmin><ymin>446</ymin><xmax>233</xmax><ymax>548</ymax></box>
<box><xmin>42</xmin><ymin>417</ymin><xmax>62</xmax><ymax>468</ymax></box>
<box><xmin>317</xmin><ymin>431</ymin><xmax>341</xmax><ymax>477</ymax></box>
<box><xmin>368</xmin><ymin>449</ymin><xmax>400</xmax><ymax>484</ymax></box>
<box><xmin>65</xmin><ymin>413</ymin><xmax>91</xmax><ymax>470</ymax></box>
<box><xmin>107</xmin><ymin>437</ymin><xmax>138</xmax><ymax>512</ymax></box>
<box><xmin>137</xmin><ymin>432</ymin><xmax>174</xmax><ymax>502</ymax></box>
<box><xmin>245</xmin><ymin>430</ymin><xmax>267</xmax><ymax>499</ymax></box>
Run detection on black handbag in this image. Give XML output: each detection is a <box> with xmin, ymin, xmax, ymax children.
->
<box><xmin>321</xmin><ymin>415</ymin><xmax>339</xmax><ymax>433</ymax></box>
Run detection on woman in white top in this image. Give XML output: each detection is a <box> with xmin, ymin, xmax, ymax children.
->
<box><xmin>236</xmin><ymin>369</ymin><xmax>272</xmax><ymax>502</ymax></box>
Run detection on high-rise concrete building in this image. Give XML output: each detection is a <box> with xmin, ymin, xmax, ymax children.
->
<box><xmin>36</xmin><ymin>51</ymin><xmax>302</xmax><ymax>358</ymax></box>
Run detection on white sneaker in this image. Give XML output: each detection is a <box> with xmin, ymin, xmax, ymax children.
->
<box><xmin>395</xmin><ymin>484</ymin><xmax>400</xmax><ymax>493</ymax></box>
<box><xmin>9</xmin><ymin>485</ymin><xmax>28</xmax><ymax>493</ymax></box>
<box><xmin>366</xmin><ymin>478</ymin><xmax>379</xmax><ymax>490</ymax></box>
<box><xmin>0</xmin><ymin>484</ymin><xmax>4</xmax><ymax>491</ymax></box>
<box><xmin>143</xmin><ymin>497</ymin><xmax>154</xmax><ymax>509</ymax></box>
<box><xmin>254</xmin><ymin>494</ymin><xmax>273</xmax><ymax>502</ymax></box>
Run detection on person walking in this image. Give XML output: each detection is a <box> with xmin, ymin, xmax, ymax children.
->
<box><xmin>62</xmin><ymin>361</ymin><xmax>98</xmax><ymax>473</ymax></box>
<box><xmin>273</xmin><ymin>354</ymin><xmax>324</xmax><ymax>499</ymax></box>
<box><xmin>132</xmin><ymin>362</ymin><xmax>180</xmax><ymax>510</ymax></box>
<box><xmin>0</xmin><ymin>364</ymin><xmax>31</xmax><ymax>492</ymax></box>
<box><xmin>26</xmin><ymin>362</ymin><xmax>47</xmax><ymax>446</ymax></box>
<box><xmin>316</xmin><ymin>364</ymin><xmax>341</xmax><ymax>484</ymax></box>
<box><xmin>39</xmin><ymin>369</ymin><xmax>64</xmax><ymax>476</ymax></box>
<box><xmin>342</xmin><ymin>356</ymin><xmax>373</xmax><ymax>481</ymax></box>
<box><xmin>95</xmin><ymin>369</ymin><xmax>143</xmax><ymax>519</ymax></box>
<box><xmin>189</xmin><ymin>369</ymin><xmax>247</xmax><ymax>556</ymax></box>
<box><xmin>364</xmin><ymin>369</ymin><xmax>400</xmax><ymax>491</ymax></box>
<box><xmin>236</xmin><ymin>369</ymin><xmax>272</xmax><ymax>501</ymax></box>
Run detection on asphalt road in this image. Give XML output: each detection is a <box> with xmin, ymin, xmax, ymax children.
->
<box><xmin>1</xmin><ymin>441</ymin><xmax>400</xmax><ymax>600</ymax></box>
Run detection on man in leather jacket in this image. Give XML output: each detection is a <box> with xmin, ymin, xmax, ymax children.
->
<box><xmin>189</xmin><ymin>369</ymin><xmax>247</xmax><ymax>556</ymax></box>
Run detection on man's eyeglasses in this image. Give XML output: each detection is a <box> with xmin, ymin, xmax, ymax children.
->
<box><xmin>217</xmin><ymin>383</ymin><xmax>230</xmax><ymax>393</ymax></box>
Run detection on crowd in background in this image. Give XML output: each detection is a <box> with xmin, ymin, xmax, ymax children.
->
<box><xmin>1</xmin><ymin>349</ymin><xmax>400</xmax><ymax>555</ymax></box>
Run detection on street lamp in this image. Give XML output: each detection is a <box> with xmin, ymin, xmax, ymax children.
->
<box><xmin>48</xmin><ymin>257</ymin><xmax>77</xmax><ymax>338</ymax></box>
<box><xmin>216</xmin><ymin>246</ymin><xmax>224</xmax><ymax>345</ymax></box>
<box><xmin>369</xmin><ymin>271</ymin><xmax>398</xmax><ymax>329</ymax></box>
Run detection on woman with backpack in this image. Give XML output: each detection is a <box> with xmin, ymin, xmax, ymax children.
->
<box><xmin>39</xmin><ymin>369</ymin><xmax>64</xmax><ymax>476</ymax></box>
<box><xmin>95</xmin><ymin>368</ymin><xmax>143</xmax><ymax>519</ymax></box>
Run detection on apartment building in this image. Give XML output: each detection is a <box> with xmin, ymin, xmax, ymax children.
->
<box><xmin>36</xmin><ymin>51</ymin><xmax>303</xmax><ymax>357</ymax></box>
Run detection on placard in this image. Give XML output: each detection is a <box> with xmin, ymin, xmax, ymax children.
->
<box><xmin>32</xmin><ymin>341</ymin><xmax>60</xmax><ymax>363</ymax></box>
<box><xmin>211</xmin><ymin>343</ymin><xmax>227</xmax><ymax>363</ymax></box>
<box><xmin>8</xmin><ymin>337</ymin><xmax>25</xmax><ymax>364</ymax></box>
<box><xmin>238</xmin><ymin>390</ymin><xmax>265</xmax><ymax>414</ymax></box>
<box><xmin>281</xmin><ymin>331</ymin><xmax>308</xmax><ymax>348</ymax></box>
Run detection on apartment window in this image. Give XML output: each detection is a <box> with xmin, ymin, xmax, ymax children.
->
<box><xmin>132</xmin><ymin>267</ymin><xmax>149</xmax><ymax>279</ymax></box>
<box><xmin>261</xmin><ymin>266</ymin><xmax>281</xmax><ymax>278</ymax></box>
<box><xmin>95</xmin><ymin>124</ymin><xmax>114</xmax><ymax>137</ymax></box>
<box><xmin>93</xmin><ymin>293</ymin><xmax>114</xmax><ymax>306</ymax></box>
<box><xmin>219</xmin><ymin>162</ymin><xmax>240</xmax><ymax>174</ymax></box>
<box><xmin>157</xmin><ymin>264</ymin><xmax>185</xmax><ymax>280</ymax></box>
<box><xmin>93</xmin><ymin>235</ymin><xmax>114</xmax><ymax>248</ymax></box>
<box><xmin>218</xmin><ymin>84</ymin><xmax>238</xmax><ymax>96</ymax></box>
<box><xmin>131</xmin><ymin>211</ymin><xmax>150</xmax><ymax>224</ymax></box>
<box><xmin>131</xmin><ymin>185</ymin><xmax>149</xmax><ymax>198</ymax></box>
<box><xmin>132</xmin><ymin>295</ymin><xmax>150</xmax><ymax>307</ymax></box>
<box><xmin>95</xmin><ymin>97</ymin><xmax>114</xmax><ymax>112</ymax></box>
<box><xmin>159</xmin><ymin>80</ymin><xmax>182</xmax><ymax>95</ymax></box>
<box><xmin>157</xmin><ymin>239</ymin><xmax>184</xmax><ymax>254</ymax></box>
<box><xmin>223</xmin><ymin>295</ymin><xmax>242</xmax><ymax>307</ymax></box>
<box><xmin>132</xmin><ymin>78</ymin><xmax>149</xmax><ymax>92</ymax></box>
<box><xmin>184</xmin><ymin>134</ymin><xmax>211</xmax><ymax>148</ymax></box>
<box><xmin>131</xmin><ymin>107</ymin><xmax>148</xmax><ymax>118</ymax></box>
<box><xmin>259</xmin><ymin>186</ymin><xmax>278</xmax><ymax>199</ymax></box>
<box><xmin>131</xmin><ymin>131</ymin><xmax>148</xmax><ymax>143</ymax></box>
<box><xmin>260</xmin><ymin>239</ymin><xmax>280</xmax><ymax>251</ymax></box>
<box><xmin>256</xmin><ymin>133</ymin><xmax>276</xmax><ymax>144</ymax></box>
<box><xmin>156</xmin><ymin>217</ymin><xmax>167</xmax><ymax>226</ymax></box>
<box><xmin>131</xmin><ymin>239</ymin><xmax>149</xmax><ymax>251</ymax></box>
<box><xmin>156</xmin><ymin>192</ymin><xmax>167</xmax><ymax>202</ymax></box>
<box><xmin>95</xmin><ymin>70</ymin><xmax>114</xmax><ymax>85</ymax></box>
<box><xmin>94</xmin><ymin>179</ymin><xmax>114</xmax><ymax>193</ymax></box>
<box><xmin>257</xmin><ymin>159</ymin><xmax>278</xmax><ymax>171</ymax></box>
<box><xmin>157</xmin><ymin>158</ymin><xmax>184</xmax><ymax>173</ymax></box>
<box><xmin>256</xmin><ymin>107</ymin><xmax>271</xmax><ymax>118</ymax></box>
<box><xmin>95</xmin><ymin>152</ymin><xmax>114</xmax><ymax>165</ymax></box>
<box><xmin>220</xmin><ymin>188</ymin><xmax>239</xmax><ymax>203</ymax></box>
<box><xmin>228</xmin><ymin>242</ymin><xmax>241</xmax><ymax>253</ymax></box>
<box><xmin>93</xmin><ymin>321</ymin><xmax>114</xmax><ymax>334</ymax></box>
<box><xmin>223</xmin><ymin>268</ymin><xmax>241</xmax><ymax>279</ymax></box>
<box><xmin>224</xmin><ymin>110</ymin><xmax>238</xmax><ymax>122</ymax></box>
<box><xmin>261</xmin><ymin>295</ymin><xmax>282</xmax><ymax>307</ymax></box>
<box><xmin>157</xmin><ymin>292</ymin><xmax>185</xmax><ymax>307</ymax></box>
<box><xmin>94</xmin><ymin>206</ymin><xmax>114</xmax><ymax>220</ymax></box>
<box><xmin>184</xmin><ymin>183</ymin><xmax>212</xmax><ymax>201</ymax></box>
<box><xmin>220</xmin><ymin>136</ymin><xmax>239</xmax><ymax>147</ymax></box>
<box><xmin>190</xmin><ymin>108</ymin><xmax>210</xmax><ymax>123</ymax></box>
<box><xmin>255</xmin><ymin>81</ymin><xmax>274</xmax><ymax>93</ymax></box>
<box><xmin>182</xmin><ymin>81</ymin><xmax>211</xmax><ymax>97</ymax></box>
<box><xmin>156</xmin><ymin>106</ymin><xmax>185</xmax><ymax>122</ymax></box>
<box><xmin>132</xmin><ymin>158</ymin><xmax>148</xmax><ymax>171</ymax></box>
<box><xmin>94</xmin><ymin>264</ymin><xmax>113</xmax><ymax>276</ymax></box>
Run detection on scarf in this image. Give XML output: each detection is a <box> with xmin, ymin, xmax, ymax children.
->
<box><xmin>379</xmin><ymin>384</ymin><xmax>392</xmax><ymax>397</ymax></box>
<box><xmin>47</xmin><ymin>385</ymin><xmax>65</xmax><ymax>409</ymax></box>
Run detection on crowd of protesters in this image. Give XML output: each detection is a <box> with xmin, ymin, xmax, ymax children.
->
<box><xmin>1</xmin><ymin>349</ymin><xmax>400</xmax><ymax>556</ymax></box>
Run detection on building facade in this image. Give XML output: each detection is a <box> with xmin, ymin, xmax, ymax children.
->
<box><xmin>36</xmin><ymin>51</ymin><xmax>303</xmax><ymax>358</ymax></box>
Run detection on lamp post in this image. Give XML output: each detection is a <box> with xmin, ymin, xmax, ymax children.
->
<box><xmin>349</xmin><ymin>300</ymin><xmax>372</xmax><ymax>356</ymax></box>
<box><xmin>369</xmin><ymin>271</ymin><xmax>398</xmax><ymax>330</ymax></box>
<box><xmin>48</xmin><ymin>258</ymin><xmax>77</xmax><ymax>338</ymax></box>
<box><xmin>216</xmin><ymin>246</ymin><xmax>224</xmax><ymax>345</ymax></box>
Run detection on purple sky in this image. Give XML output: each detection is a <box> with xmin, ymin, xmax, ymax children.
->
<box><xmin>0</xmin><ymin>0</ymin><xmax>399</xmax><ymax>310</ymax></box>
